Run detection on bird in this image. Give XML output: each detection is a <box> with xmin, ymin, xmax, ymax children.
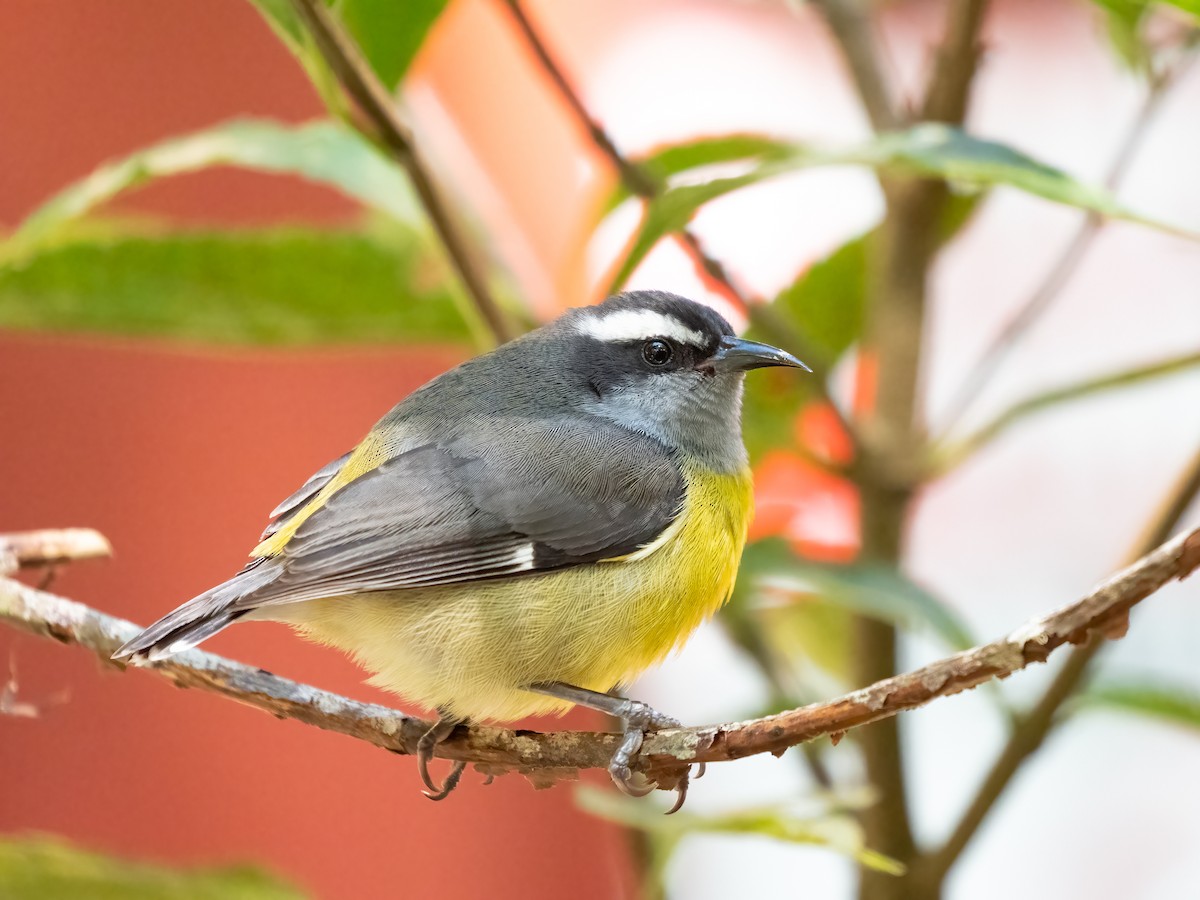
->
<box><xmin>113</xmin><ymin>290</ymin><xmax>809</xmax><ymax>808</ymax></box>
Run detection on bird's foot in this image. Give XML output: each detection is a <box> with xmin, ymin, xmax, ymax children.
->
<box><xmin>527</xmin><ymin>682</ymin><xmax>699</xmax><ymax>812</ymax></box>
<box><xmin>606</xmin><ymin>698</ymin><xmax>697</xmax><ymax>813</ymax></box>
<box><xmin>416</xmin><ymin>713</ymin><xmax>466</xmax><ymax>801</ymax></box>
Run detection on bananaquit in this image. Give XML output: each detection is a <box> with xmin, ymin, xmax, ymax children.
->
<box><xmin>115</xmin><ymin>290</ymin><xmax>808</xmax><ymax>804</ymax></box>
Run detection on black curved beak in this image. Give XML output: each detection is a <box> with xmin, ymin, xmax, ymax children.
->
<box><xmin>706</xmin><ymin>335</ymin><xmax>812</xmax><ymax>373</ymax></box>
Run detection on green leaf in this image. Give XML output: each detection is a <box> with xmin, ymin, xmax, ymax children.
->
<box><xmin>736</xmin><ymin>539</ymin><xmax>977</xmax><ymax>652</ymax></box>
<box><xmin>335</xmin><ymin>0</ymin><xmax>448</xmax><ymax>89</ymax></box>
<box><xmin>0</xmin><ymin>227</ymin><xmax>472</xmax><ymax>347</ymax></box>
<box><xmin>576</xmin><ymin>786</ymin><xmax>903</xmax><ymax>875</ymax></box>
<box><xmin>603</xmin><ymin>133</ymin><xmax>793</xmax><ymax>212</ymax></box>
<box><xmin>5</xmin><ymin>119</ymin><xmax>418</xmax><ymax>265</ymax></box>
<box><xmin>637</xmin><ymin>134</ymin><xmax>794</xmax><ymax>183</ymax></box>
<box><xmin>606</xmin><ymin>124</ymin><xmax>1193</xmax><ymax>293</ymax></box>
<box><xmin>0</xmin><ymin>836</ymin><xmax>305</xmax><ymax>900</ymax></box>
<box><xmin>1091</xmin><ymin>0</ymin><xmax>1153</xmax><ymax>72</ymax></box>
<box><xmin>1076</xmin><ymin>681</ymin><xmax>1200</xmax><ymax>731</ymax></box>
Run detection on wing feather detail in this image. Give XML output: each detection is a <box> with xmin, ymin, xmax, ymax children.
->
<box><xmin>232</xmin><ymin>420</ymin><xmax>684</xmax><ymax>610</ymax></box>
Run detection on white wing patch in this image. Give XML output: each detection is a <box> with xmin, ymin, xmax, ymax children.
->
<box><xmin>508</xmin><ymin>544</ymin><xmax>536</xmax><ymax>571</ymax></box>
<box><xmin>578</xmin><ymin>309</ymin><xmax>706</xmax><ymax>347</ymax></box>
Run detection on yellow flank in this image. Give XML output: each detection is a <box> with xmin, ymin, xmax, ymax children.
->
<box><xmin>257</xmin><ymin>461</ymin><xmax>755</xmax><ymax>723</ymax></box>
<box><xmin>251</xmin><ymin>434</ymin><xmax>387</xmax><ymax>559</ymax></box>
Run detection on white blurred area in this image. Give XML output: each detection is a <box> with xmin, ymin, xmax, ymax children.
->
<box><xmin>410</xmin><ymin>0</ymin><xmax>1200</xmax><ymax>896</ymax></box>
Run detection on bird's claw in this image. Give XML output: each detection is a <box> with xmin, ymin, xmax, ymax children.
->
<box><xmin>416</xmin><ymin>714</ymin><xmax>466</xmax><ymax>801</ymax></box>
<box><xmin>606</xmin><ymin>700</ymin><xmax>697</xmax><ymax>812</ymax></box>
<box><xmin>421</xmin><ymin>759</ymin><xmax>466</xmax><ymax>801</ymax></box>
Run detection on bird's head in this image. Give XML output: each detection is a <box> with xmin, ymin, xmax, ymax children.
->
<box><xmin>545</xmin><ymin>291</ymin><xmax>809</xmax><ymax>470</ymax></box>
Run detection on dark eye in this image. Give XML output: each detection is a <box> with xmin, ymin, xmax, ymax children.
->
<box><xmin>642</xmin><ymin>339</ymin><xmax>673</xmax><ymax>367</ymax></box>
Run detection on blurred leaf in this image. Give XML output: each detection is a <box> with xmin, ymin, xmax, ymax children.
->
<box><xmin>1092</xmin><ymin>0</ymin><xmax>1153</xmax><ymax>72</ymax></box>
<box><xmin>604</xmin><ymin>133</ymin><xmax>793</xmax><ymax>211</ymax></box>
<box><xmin>0</xmin><ymin>836</ymin><xmax>305</xmax><ymax>900</ymax></box>
<box><xmin>637</xmin><ymin>134</ymin><xmax>793</xmax><ymax>182</ymax></box>
<box><xmin>334</xmin><ymin>0</ymin><xmax>448</xmax><ymax>89</ymax></box>
<box><xmin>739</xmin><ymin>366</ymin><xmax>818</xmax><ymax>462</ymax></box>
<box><xmin>737</xmin><ymin>539</ymin><xmax>976</xmax><ymax>651</ymax></box>
<box><xmin>246</xmin><ymin>0</ymin><xmax>446</xmax><ymax>108</ymax></box>
<box><xmin>770</xmin><ymin>194</ymin><xmax>978</xmax><ymax>367</ymax></box>
<box><xmin>0</xmin><ymin>227</ymin><xmax>472</xmax><ymax>347</ymax></box>
<box><xmin>1076</xmin><ymin>681</ymin><xmax>1200</xmax><ymax>731</ymax></box>
<box><xmin>1088</xmin><ymin>0</ymin><xmax>1200</xmax><ymax>72</ymax></box>
<box><xmin>5</xmin><ymin>119</ymin><xmax>418</xmax><ymax>265</ymax></box>
<box><xmin>939</xmin><ymin>349</ymin><xmax>1200</xmax><ymax>471</ymax></box>
<box><xmin>245</xmin><ymin>0</ymin><xmax>310</xmax><ymax>50</ymax></box>
<box><xmin>739</xmin><ymin>195</ymin><xmax>977</xmax><ymax>462</ymax></box>
<box><xmin>757</xmin><ymin>594</ymin><xmax>857</xmax><ymax>685</ymax></box>
<box><xmin>577</xmin><ymin>786</ymin><xmax>903</xmax><ymax>875</ymax></box>
<box><xmin>606</xmin><ymin>124</ymin><xmax>1193</xmax><ymax>292</ymax></box>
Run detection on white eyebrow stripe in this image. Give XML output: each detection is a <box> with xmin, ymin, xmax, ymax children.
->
<box><xmin>578</xmin><ymin>309</ymin><xmax>707</xmax><ymax>346</ymax></box>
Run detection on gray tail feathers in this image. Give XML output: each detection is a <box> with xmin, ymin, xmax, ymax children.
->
<box><xmin>112</xmin><ymin>559</ymin><xmax>281</xmax><ymax>664</ymax></box>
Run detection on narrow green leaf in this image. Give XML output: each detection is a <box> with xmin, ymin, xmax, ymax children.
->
<box><xmin>737</xmin><ymin>539</ymin><xmax>977</xmax><ymax>652</ymax></box>
<box><xmin>336</xmin><ymin>0</ymin><xmax>448</xmax><ymax>89</ymax></box>
<box><xmin>605</xmin><ymin>125</ymin><xmax>1193</xmax><ymax>293</ymax></box>
<box><xmin>576</xmin><ymin>786</ymin><xmax>903</xmax><ymax>875</ymax></box>
<box><xmin>0</xmin><ymin>836</ymin><xmax>305</xmax><ymax>900</ymax></box>
<box><xmin>0</xmin><ymin>227</ymin><xmax>472</xmax><ymax>347</ymax></box>
<box><xmin>1077</xmin><ymin>681</ymin><xmax>1200</xmax><ymax>731</ymax></box>
<box><xmin>637</xmin><ymin>134</ymin><xmax>794</xmax><ymax>183</ymax></box>
<box><xmin>603</xmin><ymin>133</ymin><xmax>793</xmax><ymax>211</ymax></box>
<box><xmin>6</xmin><ymin>119</ymin><xmax>418</xmax><ymax>264</ymax></box>
<box><xmin>607</xmin><ymin>167</ymin><xmax>775</xmax><ymax>292</ymax></box>
<box><xmin>939</xmin><ymin>350</ymin><xmax>1200</xmax><ymax>471</ymax></box>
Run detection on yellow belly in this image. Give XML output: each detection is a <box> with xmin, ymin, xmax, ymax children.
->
<box><xmin>264</xmin><ymin>463</ymin><xmax>754</xmax><ymax>722</ymax></box>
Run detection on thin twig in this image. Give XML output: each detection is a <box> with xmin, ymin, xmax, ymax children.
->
<box><xmin>934</xmin><ymin>350</ymin><xmax>1200</xmax><ymax>473</ymax></box>
<box><xmin>918</xmin><ymin>448</ymin><xmax>1200</xmax><ymax>888</ymax></box>
<box><xmin>2</xmin><ymin>527</ymin><xmax>1195</xmax><ymax>789</ymax></box>
<box><xmin>937</xmin><ymin>64</ymin><xmax>1184</xmax><ymax>433</ymax></box>
<box><xmin>0</xmin><ymin>529</ymin><xmax>112</xmax><ymax>576</ymax></box>
<box><xmin>287</xmin><ymin>0</ymin><xmax>517</xmax><ymax>344</ymax></box>
<box><xmin>499</xmin><ymin>0</ymin><xmax>855</xmax><ymax>441</ymax></box>
<box><xmin>503</xmin><ymin>0</ymin><xmax>657</xmax><ymax>199</ymax></box>
<box><xmin>501</xmin><ymin>0</ymin><xmax>749</xmax><ymax>311</ymax></box>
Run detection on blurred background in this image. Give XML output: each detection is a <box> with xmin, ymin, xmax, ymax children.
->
<box><xmin>1</xmin><ymin>0</ymin><xmax>1199</xmax><ymax>898</ymax></box>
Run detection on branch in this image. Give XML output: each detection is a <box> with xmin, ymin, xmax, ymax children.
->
<box><xmin>2</xmin><ymin>527</ymin><xmax>1196</xmax><ymax>787</ymax></box>
<box><xmin>918</xmin><ymin>447</ymin><xmax>1200</xmax><ymax>886</ymax></box>
<box><xmin>809</xmin><ymin>0</ymin><xmax>900</xmax><ymax>130</ymax></box>
<box><xmin>287</xmin><ymin>0</ymin><xmax>517</xmax><ymax>344</ymax></box>
<box><xmin>0</xmin><ymin>528</ymin><xmax>111</xmax><ymax>575</ymax></box>
<box><xmin>849</xmin><ymin>2</ymin><xmax>990</xmax><ymax>891</ymax></box>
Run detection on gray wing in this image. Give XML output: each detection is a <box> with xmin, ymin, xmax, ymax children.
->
<box><xmin>259</xmin><ymin>451</ymin><xmax>352</xmax><ymax>541</ymax></box>
<box><xmin>235</xmin><ymin>417</ymin><xmax>685</xmax><ymax>609</ymax></box>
